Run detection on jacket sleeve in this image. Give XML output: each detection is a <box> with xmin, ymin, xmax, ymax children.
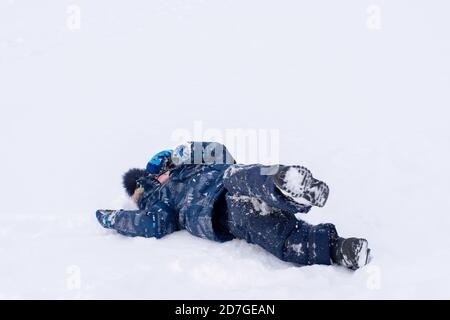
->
<box><xmin>146</xmin><ymin>142</ymin><xmax>236</xmax><ymax>175</ymax></box>
<box><xmin>108</xmin><ymin>207</ymin><xmax>179</xmax><ymax>239</ymax></box>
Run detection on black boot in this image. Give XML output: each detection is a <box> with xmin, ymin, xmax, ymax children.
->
<box><xmin>331</xmin><ymin>237</ymin><xmax>370</xmax><ymax>270</ymax></box>
<box><xmin>274</xmin><ymin>165</ymin><xmax>329</xmax><ymax>207</ymax></box>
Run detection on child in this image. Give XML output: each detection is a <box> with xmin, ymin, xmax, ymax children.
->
<box><xmin>97</xmin><ymin>142</ymin><xmax>370</xmax><ymax>269</ymax></box>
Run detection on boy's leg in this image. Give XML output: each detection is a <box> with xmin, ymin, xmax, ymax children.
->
<box><xmin>225</xmin><ymin>195</ymin><xmax>338</xmax><ymax>265</ymax></box>
<box><xmin>223</xmin><ymin>164</ymin><xmax>312</xmax><ymax>214</ymax></box>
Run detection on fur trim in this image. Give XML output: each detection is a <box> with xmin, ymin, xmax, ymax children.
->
<box><xmin>123</xmin><ymin>168</ymin><xmax>147</xmax><ymax>197</ymax></box>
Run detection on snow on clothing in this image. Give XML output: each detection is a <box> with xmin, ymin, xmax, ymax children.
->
<box><xmin>223</xmin><ymin>165</ymin><xmax>338</xmax><ymax>265</ymax></box>
<box><xmin>98</xmin><ymin>143</ymin><xmax>339</xmax><ymax>265</ymax></box>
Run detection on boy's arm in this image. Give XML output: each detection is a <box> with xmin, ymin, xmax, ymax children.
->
<box><xmin>96</xmin><ymin>207</ymin><xmax>178</xmax><ymax>239</ymax></box>
<box><xmin>146</xmin><ymin>142</ymin><xmax>236</xmax><ymax>176</ymax></box>
<box><xmin>172</xmin><ymin>141</ymin><xmax>236</xmax><ymax>165</ymax></box>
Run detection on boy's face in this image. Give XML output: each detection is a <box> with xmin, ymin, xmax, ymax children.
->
<box><xmin>157</xmin><ymin>171</ymin><xmax>170</xmax><ymax>184</ymax></box>
<box><xmin>130</xmin><ymin>172</ymin><xmax>170</xmax><ymax>205</ymax></box>
<box><xmin>131</xmin><ymin>187</ymin><xmax>145</xmax><ymax>206</ymax></box>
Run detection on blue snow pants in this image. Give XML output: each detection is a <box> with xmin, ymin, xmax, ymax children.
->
<box><xmin>223</xmin><ymin>165</ymin><xmax>338</xmax><ymax>265</ymax></box>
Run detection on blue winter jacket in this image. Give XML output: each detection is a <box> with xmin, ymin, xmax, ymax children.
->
<box><xmin>138</xmin><ymin>163</ymin><xmax>233</xmax><ymax>241</ymax></box>
<box><xmin>112</xmin><ymin>142</ymin><xmax>236</xmax><ymax>241</ymax></box>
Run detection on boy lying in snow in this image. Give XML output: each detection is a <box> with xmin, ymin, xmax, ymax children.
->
<box><xmin>96</xmin><ymin>142</ymin><xmax>370</xmax><ymax>269</ymax></box>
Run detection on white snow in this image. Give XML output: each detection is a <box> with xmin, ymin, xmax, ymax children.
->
<box><xmin>230</xmin><ymin>195</ymin><xmax>273</xmax><ymax>216</ymax></box>
<box><xmin>290</xmin><ymin>244</ymin><xmax>304</xmax><ymax>256</ymax></box>
<box><xmin>1</xmin><ymin>1</ymin><xmax>450</xmax><ymax>299</ymax></box>
<box><xmin>250</xmin><ymin>198</ymin><xmax>272</xmax><ymax>217</ymax></box>
<box><xmin>357</xmin><ymin>240</ymin><xmax>369</xmax><ymax>269</ymax></box>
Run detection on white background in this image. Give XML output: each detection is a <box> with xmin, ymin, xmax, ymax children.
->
<box><xmin>0</xmin><ymin>0</ymin><xmax>449</xmax><ymax>299</ymax></box>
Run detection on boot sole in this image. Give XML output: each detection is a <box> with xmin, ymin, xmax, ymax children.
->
<box><xmin>348</xmin><ymin>239</ymin><xmax>369</xmax><ymax>270</ymax></box>
<box><xmin>356</xmin><ymin>240</ymin><xmax>370</xmax><ymax>269</ymax></box>
<box><xmin>274</xmin><ymin>165</ymin><xmax>329</xmax><ymax>207</ymax></box>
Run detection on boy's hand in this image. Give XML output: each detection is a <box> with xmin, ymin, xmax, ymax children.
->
<box><xmin>132</xmin><ymin>187</ymin><xmax>145</xmax><ymax>205</ymax></box>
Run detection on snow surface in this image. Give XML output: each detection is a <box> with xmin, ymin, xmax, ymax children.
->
<box><xmin>1</xmin><ymin>1</ymin><xmax>450</xmax><ymax>299</ymax></box>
